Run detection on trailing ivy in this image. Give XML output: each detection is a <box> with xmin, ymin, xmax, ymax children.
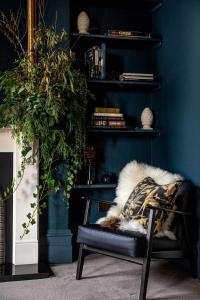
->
<box><xmin>0</xmin><ymin>27</ymin><xmax>91</xmax><ymax>236</ymax></box>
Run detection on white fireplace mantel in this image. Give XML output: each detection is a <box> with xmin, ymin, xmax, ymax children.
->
<box><xmin>0</xmin><ymin>128</ymin><xmax>38</xmax><ymax>265</ymax></box>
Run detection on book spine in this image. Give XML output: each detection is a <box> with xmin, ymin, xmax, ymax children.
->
<box><xmin>94</xmin><ymin>46</ymin><xmax>99</xmax><ymax>79</ymax></box>
<box><xmin>89</xmin><ymin>48</ymin><xmax>94</xmax><ymax>79</ymax></box>
<box><xmin>107</xmin><ymin>30</ymin><xmax>151</xmax><ymax>38</ymax></box>
<box><xmin>95</xmin><ymin>107</ymin><xmax>120</xmax><ymax>113</ymax></box>
<box><xmin>93</xmin><ymin>112</ymin><xmax>123</xmax><ymax>117</ymax></box>
<box><xmin>91</xmin><ymin>123</ymin><xmax>126</xmax><ymax>128</ymax></box>
<box><xmin>108</xmin><ymin>120</ymin><xmax>126</xmax><ymax>127</ymax></box>
<box><xmin>122</xmin><ymin>72</ymin><xmax>154</xmax><ymax>77</ymax></box>
<box><xmin>120</xmin><ymin>77</ymin><xmax>154</xmax><ymax>81</ymax></box>
<box><xmin>92</xmin><ymin>120</ymin><xmax>108</xmax><ymax>127</ymax></box>
<box><xmin>92</xmin><ymin>116</ymin><xmax>124</xmax><ymax>121</ymax></box>
<box><xmin>100</xmin><ymin>43</ymin><xmax>106</xmax><ymax>80</ymax></box>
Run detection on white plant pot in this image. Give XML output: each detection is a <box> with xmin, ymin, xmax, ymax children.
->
<box><xmin>77</xmin><ymin>11</ymin><xmax>90</xmax><ymax>34</ymax></box>
<box><xmin>141</xmin><ymin>107</ymin><xmax>153</xmax><ymax>129</ymax></box>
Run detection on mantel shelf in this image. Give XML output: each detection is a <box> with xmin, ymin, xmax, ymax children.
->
<box><xmin>87</xmin><ymin>128</ymin><xmax>160</xmax><ymax>135</ymax></box>
<box><xmin>74</xmin><ymin>184</ymin><xmax>117</xmax><ymax>189</ymax></box>
<box><xmin>71</xmin><ymin>33</ymin><xmax>161</xmax><ymax>47</ymax></box>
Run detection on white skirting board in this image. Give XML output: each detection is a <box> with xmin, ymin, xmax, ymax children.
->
<box><xmin>13</xmin><ymin>240</ymin><xmax>38</xmax><ymax>265</ymax></box>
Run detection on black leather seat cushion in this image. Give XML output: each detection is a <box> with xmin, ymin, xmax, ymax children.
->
<box><xmin>77</xmin><ymin>224</ymin><xmax>180</xmax><ymax>258</ymax></box>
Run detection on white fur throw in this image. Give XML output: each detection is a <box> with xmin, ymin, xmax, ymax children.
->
<box><xmin>97</xmin><ymin>160</ymin><xmax>183</xmax><ymax>240</ymax></box>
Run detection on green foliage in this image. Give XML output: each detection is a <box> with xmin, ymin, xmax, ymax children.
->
<box><xmin>0</xmin><ymin>27</ymin><xmax>91</xmax><ymax>236</ymax></box>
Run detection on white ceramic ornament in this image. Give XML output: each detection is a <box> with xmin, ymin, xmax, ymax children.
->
<box><xmin>141</xmin><ymin>107</ymin><xmax>153</xmax><ymax>129</ymax></box>
<box><xmin>77</xmin><ymin>11</ymin><xmax>90</xmax><ymax>34</ymax></box>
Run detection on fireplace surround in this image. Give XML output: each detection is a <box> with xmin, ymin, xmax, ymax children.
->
<box><xmin>0</xmin><ymin>128</ymin><xmax>49</xmax><ymax>281</ymax></box>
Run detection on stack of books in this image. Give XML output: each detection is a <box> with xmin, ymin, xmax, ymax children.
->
<box><xmin>91</xmin><ymin>107</ymin><xmax>126</xmax><ymax>129</ymax></box>
<box><xmin>85</xmin><ymin>44</ymin><xmax>106</xmax><ymax>80</ymax></box>
<box><xmin>107</xmin><ymin>30</ymin><xmax>152</xmax><ymax>38</ymax></box>
<box><xmin>119</xmin><ymin>72</ymin><xmax>154</xmax><ymax>81</ymax></box>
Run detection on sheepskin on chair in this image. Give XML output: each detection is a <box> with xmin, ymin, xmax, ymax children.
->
<box><xmin>97</xmin><ymin>160</ymin><xmax>183</xmax><ymax>240</ymax></box>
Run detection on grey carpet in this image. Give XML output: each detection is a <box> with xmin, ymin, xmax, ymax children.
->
<box><xmin>0</xmin><ymin>255</ymin><xmax>200</xmax><ymax>300</ymax></box>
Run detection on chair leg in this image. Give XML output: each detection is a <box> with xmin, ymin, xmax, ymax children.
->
<box><xmin>183</xmin><ymin>216</ymin><xmax>197</xmax><ymax>278</ymax></box>
<box><xmin>139</xmin><ymin>209</ymin><xmax>155</xmax><ymax>300</ymax></box>
<box><xmin>76</xmin><ymin>244</ymin><xmax>85</xmax><ymax>280</ymax></box>
<box><xmin>139</xmin><ymin>247</ymin><xmax>152</xmax><ymax>300</ymax></box>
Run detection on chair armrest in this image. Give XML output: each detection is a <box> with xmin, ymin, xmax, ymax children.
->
<box><xmin>81</xmin><ymin>197</ymin><xmax>116</xmax><ymax>224</ymax></box>
<box><xmin>81</xmin><ymin>196</ymin><xmax>117</xmax><ymax>206</ymax></box>
<box><xmin>146</xmin><ymin>204</ymin><xmax>191</xmax><ymax>216</ymax></box>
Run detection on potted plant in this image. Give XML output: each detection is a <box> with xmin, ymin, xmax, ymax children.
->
<box><xmin>0</xmin><ymin>12</ymin><xmax>91</xmax><ymax>236</ymax></box>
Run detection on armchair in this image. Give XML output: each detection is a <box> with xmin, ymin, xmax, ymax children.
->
<box><xmin>76</xmin><ymin>180</ymin><xmax>195</xmax><ymax>300</ymax></box>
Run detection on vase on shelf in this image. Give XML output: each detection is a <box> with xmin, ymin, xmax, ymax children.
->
<box><xmin>77</xmin><ymin>11</ymin><xmax>90</xmax><ymax>34</ymax></box>
<box><xmin>84</xmin><ymin>146</ymin><xmax>96</xmax><ymax>185</ymax></box>
<box><xmin>141</xmin><ymin>107</ymin><xmax>153</xmax><ymax>129</ymax></box>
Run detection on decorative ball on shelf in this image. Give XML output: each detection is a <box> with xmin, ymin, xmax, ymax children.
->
<box><xmin>141</xmin><ymin>107</ymin><xmax>154</xmax><ymax>129</ymax></box>
<box><xmin>77</xmin><ymin>11</ymin><xmax>90</xmax><ymax>34</ymax></box>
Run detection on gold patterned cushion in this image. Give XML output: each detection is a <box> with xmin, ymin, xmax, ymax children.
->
<box><xmin>120</xmin><ymin>177</ymin><xmax>179</xmax><ymax>234</ymax></box>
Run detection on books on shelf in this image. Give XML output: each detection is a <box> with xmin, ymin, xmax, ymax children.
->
<box><xmin>85</xmin><ymin>43</ymin><xmax>106</xmax><ymax>80</ymax></box>
<box><xmin>95</xmin><ymin>107</ymin><xmax>120</xmax><ymax>114</ymax></box>
<box><xmin>91</xmin><ymin>107</ymin><xmax>126</xmax><ymax>129</ymax></box>
<box><xmin>107</xmin><ymin>30</ymin><xmax>152</xmax><ymax>38</ymax></box>
<box><xmin>119</xmin><ymin>72</ymin><xmax>154</xmax><ymax>81</ymax></box>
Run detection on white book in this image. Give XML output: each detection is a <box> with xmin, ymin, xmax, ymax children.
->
<box><xmin>120</xmin><ymin>75</ymin><xmax>154</xmax><ymax>81</ymax></box>
<box><xmin>93</xmin><ymin>112</ymin><xmax>123</xmax><ymax>117</ymax></box>
<box><xmin>121</xmin><ymin>78</ymin><xmax>154</xmax><ymax>81</ymax></box>
<box><xmin>122</xmin><ymin>72</ymin><xmax>154</xmax><ymax>77</ymax></box>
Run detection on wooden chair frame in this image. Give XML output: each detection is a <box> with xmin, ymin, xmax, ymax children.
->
<box><xmin>76</xmin><ymin>197</ymin><xmax>195</xmax><ymax>300</ymax></box>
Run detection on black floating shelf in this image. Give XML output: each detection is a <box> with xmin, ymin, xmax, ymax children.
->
<box><xmin>74</xmin><ymin>184</ymin><xmax>117</xmax><ymax>189</ymax></box>
<box><xmin>71</xmin><ymin>33</ymin><xmax>161</xmax><ymax>47</ymax></box>
<box><xmin>87</xmin><ymin>128</ymin><xmax>160</xmax><ymax>135</ymax></box>
<box><xmin>87</xmin><ymin>79</ymin><xmax>160</xmax><ymax>89</ymax></box>
<box><xmin>71</xmin><ymin>1</ymin><xmax>162</xmax><ymax>12</ymax></box>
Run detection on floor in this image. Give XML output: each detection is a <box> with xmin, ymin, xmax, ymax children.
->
<box><xmin>0</xmin><ymin>255</ymin><xmax>200</xmax><ymax>300</ymax></box>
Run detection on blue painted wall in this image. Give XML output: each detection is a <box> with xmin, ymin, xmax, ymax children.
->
<box><xmin>45</xmin><ymin>0</ymin><xmax>69</xmax><ymax>31</ymax></box>
<box><xmin>0</xmin><ymin>1</ymin><xmax>21</xmax><ymax>71</ymax></box>
<box><xmin>39</xmin><ymin>0</ymin><xmax>73</xmax><ymax>264</ymax></box>
<box><xmin>152</xmin><ymin>0</ymin><xmax>200</xmax><ymax>277</ymax></box>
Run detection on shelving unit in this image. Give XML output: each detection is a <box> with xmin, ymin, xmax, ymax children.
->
<box><xmin>70</xmin><ymin>0</ymin><xmax>162</xmax><ymax>222</ymax></box>
<box><xmin>87</xmin><ymin>128</ymin><xmax>160</xmax><ymax>135</ymax></box>
<box><xmin>71</xmin><ymin>33</ymin><xmax>162</xmax><ymax>48</ymax></box>
<box><xmin>74</xmin><ymin>184</ymin><xmax>116</xmax><ymax>189</ymax></box>
<box><xmin>87</xmin><ymin>79</ymin><xmax>160</xmax><ymax>89</ymax></box>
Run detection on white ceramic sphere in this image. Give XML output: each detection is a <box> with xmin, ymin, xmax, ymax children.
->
<box><xmin>77</xmin><ymin>11</ymin><xmax>90</xmax><ymax>34</ymax></box>
<box><xmin>141</xmin><ymin>107</ymin><xmax>153</xmax><ymax>129</ymax></box>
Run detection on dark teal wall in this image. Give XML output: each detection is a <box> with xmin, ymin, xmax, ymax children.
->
<box><xmin>152</xmin><ymin>0</ymin><xmax>200</xmax><ymax>277</ymax></box>
<box><xmin>45</xmin><ymin>0</ymin><xmax>69</xmax><ymax>31</ymax></box>
<box><xmin>40</xmin><ymin>0</ymin><xmax>72</xmax><ymax>264</ymax></box>
<box><xmin>0</xmin><ymin>1</ymin><xmax>22</xmax><ymax>71</ymax></box>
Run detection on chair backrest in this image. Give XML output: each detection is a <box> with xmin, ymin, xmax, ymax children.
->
<box><xmin>114</xmin><ymin>160</ymin><xmax>183</xmax><ymax>213</ymax></box>
<box><xmin>173</xmin><ymin>180</ymin><xmax>194</xmax><ymax>241</ymax></box>
<box><xmin>175</xmin><ymin>180</ymin><xmax>193</xmax><ymax>210</ymax></box>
